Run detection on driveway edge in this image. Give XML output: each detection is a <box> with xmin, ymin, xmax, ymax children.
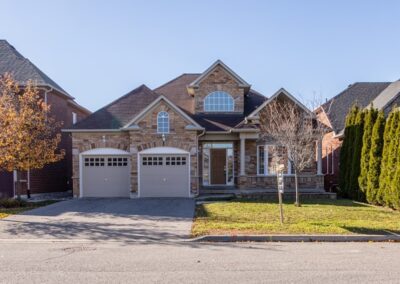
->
<box><xmin>190</xmin><ymin>234</ymin><xmax>400</xmax><ymax>242</ymax></box>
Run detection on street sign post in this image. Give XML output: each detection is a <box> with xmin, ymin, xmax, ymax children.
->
<box><xmin>276</xmin><ymin>164</ymin><xmax>285</xmax><ymax>224</ymax></box>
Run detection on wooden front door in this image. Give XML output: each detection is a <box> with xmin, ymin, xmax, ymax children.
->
<box><xmin>210</xmin><ymin>149</ymin><xmax>226</xmax><ymax>185</ymax></box>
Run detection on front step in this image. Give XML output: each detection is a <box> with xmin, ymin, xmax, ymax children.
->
<box><xmin>196</xmin><ymin>194</ymin><xmax>236</xmax><ymax>202</ymax></box>
<box><xmin>198</xmin><ymin>188</ymin><xmax>336</xmax><ymax>200</ymax></box>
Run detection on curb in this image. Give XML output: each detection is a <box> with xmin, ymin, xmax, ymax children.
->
<box><xmin>190</xmin><ymin>234</ymin><xmax>400</xmax><ymax>242</ymax></box>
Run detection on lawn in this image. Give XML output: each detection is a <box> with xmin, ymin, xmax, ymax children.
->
<box><xmin>0</xmin><ymin>200</ymin><xmax>58</xmax><ymax>219</ymax></box>
<box><xmin>192</xmin><ymin>199</ymin><xmax>400</xmax><ymax>236</ymax></box>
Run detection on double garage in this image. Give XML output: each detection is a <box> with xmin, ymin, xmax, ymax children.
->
<box><xmin>80</xmin><ymin>147</ymin><xmax>191</xmax><ymax>198</ymax></box>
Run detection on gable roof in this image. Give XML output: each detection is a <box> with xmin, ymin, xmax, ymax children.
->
<box><xmin>70</xmin><ymin>85</ymin><xmax>159</xmax><ymax>130</ymax></box>
<box><xmin>188</xmin><ymin>60</ymin><xmax>251</xmax><ymax>90</ymax></box>
<box><xmin>321</xmin><ymin>82</ymin><xmax>391</xmax><ymax>133</ymax></box>
<box><xmin>368</xmin><ymin>80</ymin><xmax>400</xmax><ymax>111</ymax></box>
<box><xmin>122</xmin><ymin>95</ymin><xmax>203</xmax><ymax>130</ymax></box>
<box><xmin>248</xmin><ymin>88</ymin><xmax>311</xmax><ymax>118</ymax></box>
<box><xmin>154</xmin><ymin>73</ymin><xmax>200</xmax><ymax>113</ymax></box>
<box><xmin>0</xmin><ymin>40</ymin><xmax>71</xmax><ymax>98</ymax></box>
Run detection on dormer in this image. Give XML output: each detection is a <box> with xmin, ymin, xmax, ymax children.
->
<box><xmin>187</xmin><ymin>60</ymin><xmax>251</xmax><ymax>114</ymax></box>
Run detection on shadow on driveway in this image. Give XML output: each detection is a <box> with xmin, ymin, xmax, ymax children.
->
<box><xmin>0</xmin><ymin>198</ymin><xmax>195</xmax><ymax>243</ymax></box>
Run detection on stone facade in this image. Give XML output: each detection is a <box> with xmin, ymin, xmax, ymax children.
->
<box><xmin>193</xmin><ymin>65</ymin><xmax>245</xmax><ymax>113</ymax></box>
<box><xmin>71</xmin><ymin>100</ymin><xmax>199</xmax><ymax>198</ymax></box>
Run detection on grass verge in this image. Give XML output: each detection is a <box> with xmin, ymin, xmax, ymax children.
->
<box><xmin>0</xmin><ymin>200</ymin><xmax>58</xmax><ymax>219</ymax></box>
<box><xmin>192</xmin><ymin>199</ymin><xmax>400</xmax><ymax>237</ymax></box>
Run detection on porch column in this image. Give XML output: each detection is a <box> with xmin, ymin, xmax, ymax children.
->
<box><xmin>240</xmin><ymin>137</ymin><xmax>246</xmax><ymax>176</ymax></box>
<box><xmin>317</xmin><ymin>139</ymin><xmax>322</xmax><ymax>175</ymax></box>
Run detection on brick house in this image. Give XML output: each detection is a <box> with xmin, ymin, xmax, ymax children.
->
<box><xmin>64</xmin><ymin>60</ymin><xmax>324</xmax><ymax>198</ymax></box>
<box><xmin>0</xmin><ymin>40</ymin><xmax>90</xmax><ymax>198</ymax></box>
<box><xmin>315</xmin><ymin>81</ymin><xmax>400</xmax><ymax>191</ymax></box>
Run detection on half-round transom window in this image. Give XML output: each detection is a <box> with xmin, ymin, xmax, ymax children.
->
<box><xmin>157</xmin><ymin>111</ymin><xmax>169</xmax><ymax>134</ymax></box>
<box><xmin>204</xmin><ymin>91</ymin><xmax>235</xmax><ymax>112</ymax></box>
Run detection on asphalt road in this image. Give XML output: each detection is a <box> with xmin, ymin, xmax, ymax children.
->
<box><xmin>0</xmin><ymin>241</ymin><xmax>399</xmax><ymax>283</ymax></box>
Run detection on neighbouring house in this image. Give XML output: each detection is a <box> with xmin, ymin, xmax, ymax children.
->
<box><xmin>0</xmin><ymin>40</ymin><xmax>91</xmax><ymax>198</ymax></box>
<box><xmin>315</xmin><ymin>80</ymin><xmax>400</xmax><ymax>190</ymax></box>
<box><xmin>64</xmin><ymin>60</ymin><xmax>324</xmax><ymax>198</ymax></box>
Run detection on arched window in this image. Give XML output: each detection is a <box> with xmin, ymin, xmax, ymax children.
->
<box><xmin>157</xmin><ymin>111</ymin><xmax>169</xmax><ymax>134</ymax></box>
<box><xmin>204</xmin><ymin>91</ymin><xmax>235</xmax><ymax>112</ymax></box>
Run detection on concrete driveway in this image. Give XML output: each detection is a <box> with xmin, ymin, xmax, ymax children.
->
<box><xmin>0</xmin><ymin>198</ymin><xmax>195</xmax><ymax>242</ymax></box>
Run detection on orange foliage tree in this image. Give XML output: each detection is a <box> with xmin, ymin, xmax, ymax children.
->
<box><xmin>0</xmin><ymin>73</ymin><xmax>65</xmax><ymax>197</ymax></box>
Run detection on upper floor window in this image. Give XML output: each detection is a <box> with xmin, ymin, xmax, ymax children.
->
<box><xmin>72</xmin><ymin>112</ymin><xmax>77</xmax><ymax>124</ymax></box>
<box><xmin>204</xmin><ymin>91</ymin><xmax>234</xmax><ymax>112</ymax></box>
<box><xmin>157</xmin><ymin>111</ymin><xmax>169</xmax><ymax>134</ymax></box>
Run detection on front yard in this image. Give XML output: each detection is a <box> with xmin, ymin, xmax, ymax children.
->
<box><xmin>0</xmin><ymin>200</ymin><xmax>58</xmax><ymax>219</ymax></box>
<box><xmin>192</xmin><ymin>199</ymin><xmax>400</xmax><ymax>236</ymax></box>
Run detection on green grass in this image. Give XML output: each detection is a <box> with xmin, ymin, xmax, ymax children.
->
<box><xmin>0</xmin><ymin>200</ymin><xmax>58</xmax><ymax>219</ymax></box>
<box><xmin>192</xmin><ymin>199</ymin><xmax>400</xmax><ymax>236</ymax></box>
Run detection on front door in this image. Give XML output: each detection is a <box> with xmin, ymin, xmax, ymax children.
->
<box><xmin>210</xmin><ymin>149</ymin><xmax>226</xmax><ymax>184</ymax></box>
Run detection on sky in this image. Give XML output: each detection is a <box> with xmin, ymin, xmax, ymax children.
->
<box><xmin>1</xmin><ymin>0</ymin><xmax>400</xmax><ymax>111</ymax></box>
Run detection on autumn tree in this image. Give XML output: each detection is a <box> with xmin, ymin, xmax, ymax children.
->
<box><xmin>259</xmin><ymin>97</ymin><xmax>325</xmax><ymax>206</ymax></box>
<box><xmin>0</xmin><ymin>73</ymin><xmax>65</xmax><ymax>197</ymax></box>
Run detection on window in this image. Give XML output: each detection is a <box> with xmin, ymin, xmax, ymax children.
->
<box><xmin>72</xmin><ymin>112</ymin><xmax>77</xmax><ymax>124</ymax></box>
<box><xmin>107</xmin><ymin>157</ymin><xmax>128</xmax><ymax>167</ymax></box>
<box><xmin>84</xmin><ymin>157</ymin><xmax>105</xmax><ymax>167</ymax></box>
<box><xmin>142</xmin><ymin>156</ymin><xmax>163</xmax><ymax>166</ymax></box>
<box><xmin>257</xmin><ymin>145</ymin><xmax>292</xmax><ymax>175</ymax></box>
<box><xmin>166</xmin><ymin>156</ymin><xmax>186</xmax><ymax>166</ymax></box>
<box><xmin>204</xmin><ymin>91</ymin><xmax>234</xmax><ymax>112</ymax></box>
<box><xmin>157</xmin><ymin>111</ymin><xmax>169</xmax><ymax>134</ymax></box>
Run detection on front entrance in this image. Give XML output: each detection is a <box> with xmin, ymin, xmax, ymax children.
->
<box><xmin>202</xmin><ymin>142</ymin><xmax>234</xmax><ymax>186</ymax></box>
<box><xmin>210</xmin><ymin>149</ymin><xmax>226</xmax><ymax>184</ymax></box>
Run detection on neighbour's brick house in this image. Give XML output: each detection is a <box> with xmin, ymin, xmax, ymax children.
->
<box><xmin>315</xmin><ymin>81</ymin><xmax>400</xmax><ymax>191</ymax></box>
<box><xmin>65</xmin><ymin>60</ymin><xmax>324</xmax><ymax>198</ymax></box>
<box><xmin>0</xmin><ymin>40</ymin><xmax>90</xmax><ymax>197</ymax></box>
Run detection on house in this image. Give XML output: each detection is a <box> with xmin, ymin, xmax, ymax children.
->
<box><xmin>0</xmin><ymin>40</ymin><xmax>91</xmax><ymax>198</ymax></box>
<box><xmin>64</xmin><ymin>60</ymin><xmax>324</xmax><ymax>198</ymax></box>
<box><xmin>315</xmin><ymin>81</ymin><xmax>400</xmax><ymax>190</ymax></box>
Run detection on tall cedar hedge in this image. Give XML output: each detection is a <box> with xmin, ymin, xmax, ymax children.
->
<box><xmin>340</xmin><ymin>106</ymin><xmax>400</xmax><ymax>207</ymax></box>
<box><xmin>366</xmin><ymin>110</ymin><xmax>385</xmax><ymax>204</ymax></box>
<box><xmin>339</xmin><ymin>106</ymin><xmax>359</xmax><ymax>197</ymax></box>
<box><xmin>358</xmin><ymin>108</ymin><xmax>377</xmax><ymax>200</ymax></box>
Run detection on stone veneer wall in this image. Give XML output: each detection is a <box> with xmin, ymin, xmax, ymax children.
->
<box><xmin>71</xmin><ymin>132</ymin><xmax>131</xmax><ymax>197</ymax></box>
<box><xmin>238</xmin><ymin>139</ymin><xmax>322</xmax><ymax>190</ymax></box>
<box><xmin>71</xmin><ymin>101</ymin><xmax>199</xmax><ymax>198</ymax></box>
<box><xmin>194</xmin><ymin>65</ymin><xmax>245</xmax><ymax>113</ymax></box>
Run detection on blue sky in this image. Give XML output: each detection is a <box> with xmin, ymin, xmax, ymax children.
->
<box><xmin>1</xmin><ymin>0</ymin><xmax>399</xmax><ymax>111</ymax></box>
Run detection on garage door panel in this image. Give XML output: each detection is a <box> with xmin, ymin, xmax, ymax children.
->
<box><xmin>140</xmin><ymin>154</ymin><xmax>189</xmax><ymax>198</ymax></box>
<box><xmin>82</xmin><ymin>156</ymin><xmax>130</xmax><ymax>198</ymax></box>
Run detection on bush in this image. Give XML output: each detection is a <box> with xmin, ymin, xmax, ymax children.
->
<box><xmin>0</xmin><ymin>198</ymin><xmax>28</xmax><ymax>208</ymax></box>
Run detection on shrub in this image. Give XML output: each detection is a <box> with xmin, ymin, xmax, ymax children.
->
<box><xmin>0</xmin><ymin>198</ymin><xmax>28</xmax><ymax>208</ymax></box>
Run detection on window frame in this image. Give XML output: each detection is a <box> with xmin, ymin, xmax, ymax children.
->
<box><xmin>257</xmin><ymin>144</ymin><xmax>292</xmax><ymax>176</ymax></box>
<box><xmin>157</xmin><ymin>111</ymin><xmax>170</xmax><ymax>134</ymax></box>
<box><xmin>203</xmin><ymin>91</ymin><xmax>235</xmax><ymax>112</ymax></box>
<box><xmin>72</xmin><ymin>112</ymin><xmax>77</xmax><ymax>124</ymax></box>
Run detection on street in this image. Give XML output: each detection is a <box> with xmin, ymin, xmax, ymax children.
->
<box><xmin>0</xmin><ymin>241</ymin><xmax>399</xmax><ymax>283</ymax></box>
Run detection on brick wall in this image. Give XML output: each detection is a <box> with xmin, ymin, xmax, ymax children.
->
<box><xmin>71</xmin><ymin>100</ymin><xmax>199</xmax><ymax>197</ymax></box>
<box><xmin>193</xmin><ymin>65</ymin><xmax>245</xmax><ymax>113</ymax></box>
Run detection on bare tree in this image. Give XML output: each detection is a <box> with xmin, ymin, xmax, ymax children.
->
<box><xmin>259</xmin><ymin>96</ymin><xmax>326</xmax><ymax>206</ymax></box>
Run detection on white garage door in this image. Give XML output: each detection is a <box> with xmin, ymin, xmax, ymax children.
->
<box><xmin>82</xmin><ymin>155</ymin><xmax>130</xmax><ymax>197</ymax></box>
<box><xmin>139</xmin><ymin>154</ymin><xmax>190</xmax><ymax>197</ymax></box>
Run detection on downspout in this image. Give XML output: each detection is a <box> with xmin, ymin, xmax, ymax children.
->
<box><xmin>196</xmin><ymin>129</ymin><xmax>206</xmax><ymax>194</ymax></box>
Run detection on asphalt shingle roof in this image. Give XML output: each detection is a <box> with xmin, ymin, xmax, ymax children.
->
<box><xmin>321</xmin><ymin>82</ymin><xmax>391</xmax><ymax>133</ymax></box>
<box><xmin>71</xmin><ymin>72</ymin><xmax>267</xmax><ymax>131</ymax></box>
<box><xmin>0</xmin><ymin>40</ymin><xmax>69</xmax><ymax>96</ymax></box>
<box><xmin>72</xmin><ymin>85</ymin><xmax>159</xmax><ymax>129</ymax></box>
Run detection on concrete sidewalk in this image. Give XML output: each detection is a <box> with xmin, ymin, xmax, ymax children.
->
<box><xmin>192</xmin><ymin>234</ymin><xmax>400</xmax><ymax>242</ymax></box>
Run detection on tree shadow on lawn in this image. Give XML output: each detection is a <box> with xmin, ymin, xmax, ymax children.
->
<box><xmin>340</xmin><ymin>226</ymin><xmax>400</xmax><ymax>235</ymax></box>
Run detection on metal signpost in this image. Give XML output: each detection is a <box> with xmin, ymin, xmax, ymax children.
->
<box><xmin>276</xmin><ymin>164</ymin><xmax>285</xmax><ymax>224</ymax></box>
